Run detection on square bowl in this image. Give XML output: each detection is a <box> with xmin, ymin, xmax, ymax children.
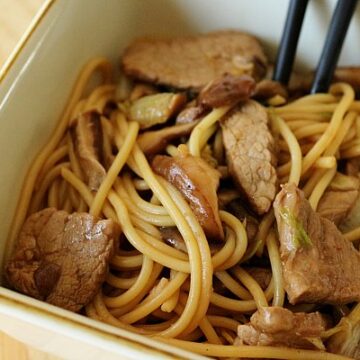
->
<box><xmin>1</xmin><ymin>0</ymin><xmax>360</xmax><ymax>358</ymax></box>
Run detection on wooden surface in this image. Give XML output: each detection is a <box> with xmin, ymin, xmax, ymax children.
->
<box><xmin>0</xmin><ymin>1</ymin><xmax>61</xmax><ymax>359</ymax></box>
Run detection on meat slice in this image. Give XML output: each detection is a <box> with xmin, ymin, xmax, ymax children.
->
<box><xmin>6</xmin><ymin>208</ymin><xmax>118</xmax><ymax>312</ymax></box>
<box><xmin>289</xmin><ymin>67</ymin><xmax>360</xmax><ymax>96</ymax></box>
<box><xmin>137</xmin><ymin>121</ymin><xmax>197</xmax><ymax>155</ymax></box>
<box><xmin>122</xmin><ymin>31</ymin><xmax>267</xmax><ymax>91</ymax></box>
<box><xmin>70</xmin><ymin>111</ymin><xmax>106</xmax><ymax>191</ymax></box>
<box><xmin>317</xmin><ymin>172</ymin><xmax>359</xmax><ymax>225</ymax></box>
<box><xmin>198</xmin><ymin>74</ymin><xmax>256</xmax><ymax>108</ymax></box>
<box><xmin>274</xmin><ymin>183</ymin><xmax>360</xmax><ymax>304</ymax></box>
<box><xmin>235</xmin><ymin>306</ymin><xmax>327</xmax><ymax>349</ymax></box>
<box><xmin>152</xmin><ymin>146</ymin><xmax>224</xmax><ymax>240</ymax></box>
<box><xmin>221</xmin><ymin>100</ymin><xmax>277</xmax><ymax>214</ymax></box>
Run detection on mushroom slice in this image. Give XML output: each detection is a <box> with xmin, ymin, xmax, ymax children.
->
<box><xmin>152</xmin><ymin>147</ymin><xmax>224</xmax><ymax>241</ymax></box>
<box><xmin>176</xmin><ymin>105</ymin><xmax>206</xmax><ymax>125</ymax></box>
<box><xmin>70</xmin><ymin>111</ymin><xmax>106</xmax><ymax>191</ymax></box>
<box><xmin>198</xmin><ymin>74</ymin><xmax>256</xmax><ymax>108</ymax></box>
<box><xmin>160</xmin><ymin>227</ymin><xmax>187</xmax><ymax>253</ymax></box>
<box><xmin>327</xmin><ymin>304</ymin><xmax>360</xmax><ymax>359</ymax></box>
<box><xmin>137</xmin><ymin>121</ymin><xmax>197</xmax><ymax>155</ymax></box>
<box><xmin>129</xmin><ymin>92</ymin><xmax>186</xmax><ymax>129</ymax></box>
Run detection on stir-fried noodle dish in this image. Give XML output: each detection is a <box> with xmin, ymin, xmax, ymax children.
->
<box><xmin>5</xmin><ymin>31</ymin><xmax>360</xmax><ymax>359</ymax></box>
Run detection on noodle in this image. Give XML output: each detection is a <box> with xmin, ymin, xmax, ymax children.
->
<box><xmin>90</xmin><ymin>121</ymin><xmax>139</xmax><ymax>217</ymax></box>
<box><xmin>266</xmin><ymin>230</ymin><xmax>285</xmax><ymax>307</ymax></box>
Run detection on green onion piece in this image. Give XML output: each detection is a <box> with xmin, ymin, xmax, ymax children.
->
<box><xmin>279</xmin><ymin>207</ymin><xmax>312</xmax><ymax>249</ymax></box>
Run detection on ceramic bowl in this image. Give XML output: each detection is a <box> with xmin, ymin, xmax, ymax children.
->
<box><xmin>1</xmin><ymin>0</ymin><xmax>360</xmax><ymax>358</ymax></box>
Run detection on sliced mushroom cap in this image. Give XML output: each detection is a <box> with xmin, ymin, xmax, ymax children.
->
<box><xmin>160</xmin><ymin>227</ymin><xmax>187</xmax><ymax>253</ymax></box>
<box><xmin>129</xmin><ymin>92</ymin><xmax>186</xmax><ymax>129</ymax></box>
<box><xmin>137</xmin><ymin>121</ymin><xmax>197</xmax><ymax>155</ymax></box>
<box><xmin>327</xmin><ymin>304</ymin><xmax>360</xmax><ymax>359</ymax></box>
<box><xmin>176</xmin><ymin>105</ymin><xmax>207</xmax><ymax>125</ymax></box>
<box><xmin>161</xmin><ymin>227</ymin><xmax>223</xmax><ymax>255</ymax></box>
<box><xmin>152</xmin><ymin>148</ymin><xmax>224</xmax><ymax>241</ymax></box>
<box><xmin>198</xmin><ymin>74</ymin><xmax>256</xmax><ymax>108</ymax></box>
<box><xmin>70</xmin><ymin>111</ymin><xmax>106</xmax><ymax>191</ymax></box>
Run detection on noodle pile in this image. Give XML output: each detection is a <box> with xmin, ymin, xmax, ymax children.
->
<box><xmin>7</xmin><ymin>57</ymin><xmax>360</xmax><ymax>360</ymax></box>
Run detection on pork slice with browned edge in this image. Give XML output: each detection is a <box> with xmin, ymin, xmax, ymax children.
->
<box><xmin>235</xmin><ymin>306</ymin><xmax>327</xmax><ymax>349</ymax></box>
<box><xmin>122</xmin><ymin>31</ymin><xmax>267</xmax><ymax>91</ymax></box>
<box><xmin>274</xmin><ymin>183</ymin><xmax>360</xmax><ymax>304</ymax></box>
<box><xmin>6</xmin><ymin>208</ymin><xmax>118</xmax><ymax>312</ymax></box>
<box><xmin>222</xmin><ymin>100</ymin><xmax>278</xmax><ymax>215</ymax></box>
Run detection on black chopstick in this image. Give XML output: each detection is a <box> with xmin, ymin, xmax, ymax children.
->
<box><xmin>273</xmin><ymin>0</ymin><xmax>309</xmax><ymax>85</ymax></box>
<box><xmin>311</xmin><ymin>0</ymin><xmax>358</xmax><ymax>94</ymax></box>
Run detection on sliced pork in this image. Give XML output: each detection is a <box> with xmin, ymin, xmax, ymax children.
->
<box><xmin>6</xmin><ymin>208</ymin><xmax>118</xmax><ymax>312</ymax></box>
<box><xmin>122</xmin><ymin>31</ymin><xmax>267</xmax><ymax>91</ymax></box>
<box><xmin>222</xmin><ymin>100</ymin><xmax>278</xmax><ymax>214</ymax></box>
<box><xmin>289</xmin><ymin>66</ymin><xmax>360</xmax><ymax>96</ymax></box>
<box><xmin>274</xmin><ymin>183</ymin><xmax>360</xmax><ymax>304</ymax></box>
<box><xmin>236</xmin><ymin>306</ymin><xmax>327</xmax><ymax>349</ymax></box>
